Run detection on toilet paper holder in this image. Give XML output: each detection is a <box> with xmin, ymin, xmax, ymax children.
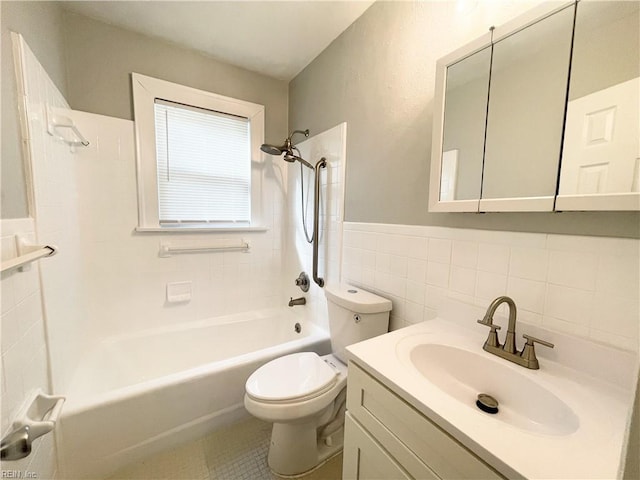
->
<box><xmin>0</xmin><ymin>390</ymin><xmax>65</xmax><ymax>461</ymax></box>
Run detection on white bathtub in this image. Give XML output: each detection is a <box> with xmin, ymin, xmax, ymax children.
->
<box><xmin>57</xmin><ymin>308</ymin><xmax>330</xmax><ymax>479</ymax></box>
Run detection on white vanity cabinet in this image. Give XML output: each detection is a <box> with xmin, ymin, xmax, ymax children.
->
<box><xmin>343</xmin><ymin>362</ymin><xmax>504</xmax><ymax>480</ymax></box>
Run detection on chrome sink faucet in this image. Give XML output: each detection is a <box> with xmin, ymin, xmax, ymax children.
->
<box><xmin>477</xmin><ymin>296</ymin><xmax>554</xmax><ymax>369</ymax></box>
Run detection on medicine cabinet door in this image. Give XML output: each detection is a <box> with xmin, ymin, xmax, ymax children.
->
<box><xmin>429</xmin><ymin>38</ymin><xmax>492</xmax><ymax>212</ymax></box>
<box><xmin>556</xmin><ymin>1</ymin><xmax>640</xmax><ymax>211</ymax></box>
<box><xmin>480</xmin><ymin>4</ymin><xmax>575</xmax><ymax>212</ymax></box>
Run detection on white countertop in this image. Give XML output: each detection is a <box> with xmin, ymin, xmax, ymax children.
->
<box><xmin>346</xmin><ymin>314</ymin><xmax>638</xmax><ymax>479</ymax></box>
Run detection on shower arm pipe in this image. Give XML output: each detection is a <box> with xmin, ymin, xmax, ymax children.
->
<box><xmin>282</xmin><ymin>130</ymin><xmax>309</xmax><ymax>159</ymax></box>
<box><xmin>313</xmin><ymin>157</ymin><xmax>327</xmax><ymax>287</ymax></box>
<box><xmin>289</xmin><ymin>129</ymin><xmax>309</xmax><ymax>141</ymax></box>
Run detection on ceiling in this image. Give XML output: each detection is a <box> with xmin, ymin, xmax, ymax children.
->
<box><xmin>61</xmin><ymin>1</ymin><xmax>375</xmax><ymax>81</ymax></box>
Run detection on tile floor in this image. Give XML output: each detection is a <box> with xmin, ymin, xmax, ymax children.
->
<box><xmin>109</xmin><ymin>417</ymin><xmax>343</xmax><ymax>480</ymax></box>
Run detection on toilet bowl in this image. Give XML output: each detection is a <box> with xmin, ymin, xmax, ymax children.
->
<box><xmin>244</xmin><ymin>284</ymin><xmax>391</xmax><ymax>476</ymax></box>
<box><xmin>244</xmin><ymin>352</ymin><xmax>348</xmax><ymax>476</ymax></box>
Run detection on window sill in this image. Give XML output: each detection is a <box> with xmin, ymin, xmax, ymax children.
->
<box><xmin>135</xmin><ymin>226</ymin><xmax>269</xmax><ymax>234</ymax></box>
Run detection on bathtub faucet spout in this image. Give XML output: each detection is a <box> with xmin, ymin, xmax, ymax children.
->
<box><xmin>288</xmin><ymin>296</ymin><xmax>306</xmax><ymax>307</ymax></box>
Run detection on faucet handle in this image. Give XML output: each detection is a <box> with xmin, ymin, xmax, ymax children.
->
<box><xmin>520</xmin><ymin>334</ymin><xmax>554</xmax><ymax>369</ymax></box>
<box><xmin>477</xmin><ymin>320</ymin><xmax>501</xmax><ymax>348</ymax></box>
<box><xmin>295</xmin><ymin>272</ymin><xmax>310</xmax><ymax>292</ymax></box>
<box><xmin>522</xmin><ymin>334</ymin><xmax>554</xmax><ymax>349</ymax></box>
<box><xmin>477</xmin><ymin>319</ymin><xmax>501</xmax><ymax>329</ymax></box>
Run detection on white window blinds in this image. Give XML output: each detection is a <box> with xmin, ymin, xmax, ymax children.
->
<box><xmin>154</xmin><ymin>99</ymin><xmax>251</xmax><ymax>225</ymax></box>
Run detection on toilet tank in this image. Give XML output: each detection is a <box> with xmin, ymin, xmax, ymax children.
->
<box><xmin>324</xmin><ymin>284</ymin><xmax>392</xmax><ymax>363</ymax></box>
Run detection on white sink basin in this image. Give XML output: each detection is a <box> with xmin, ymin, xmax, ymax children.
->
<box><xmin>408</xmin><ymin>343</ymin><xmax>580</xmax><ymax>436</ymax></box>
<box><xmin>351</xmin><ymin>315</ymin><xmax>635</xmax><ymax>479</ymax></box>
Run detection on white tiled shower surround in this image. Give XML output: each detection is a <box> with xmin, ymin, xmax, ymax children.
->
<box><xmin>63</xmin><ymin>113</ymin><xmax>345</xmax><ymax>342</ymax></box>
<box><xmin>12</xmin><ymin>33</ymin><xmax>89</xmax><ymax>396</ymax></box>
<box><xmin>13</xmin><ymin>27</ymin><xmax>347</xmax><ymax>392</ymax></box>
<box><xmin>10</xmin><ymin>34</ymin><xmax>346</xmax><ymax>479</ymax></box>
<box><xmin>342</xmin><ymin>222</ymin><xmax>640</xmax><ymax>352</ymax></box>
<box><xmin>285</xmin><ymin>124</ymin><xmax>347</xmax><ymax>330</ymax></box>
<box><xmin>68</xmin><ymin>110</ymin><xmax>288</xmax><ymax>336</ymax></box>
<box><xmin>1</xmin><ymin>218</ymin><xmax>58</xmax><ymax>478</ymax></box>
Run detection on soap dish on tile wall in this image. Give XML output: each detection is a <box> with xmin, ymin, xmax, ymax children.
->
<box><xmin>0</xmin><ymin>389</ymin><xmax>65</xmax><ymax>461</ymax></box>
<box><xmin>46</xmin><ymin>105</ymin><xmax>90</xmax><ymax>148</ymax></box>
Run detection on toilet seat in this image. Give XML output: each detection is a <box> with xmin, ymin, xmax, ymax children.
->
<box><xmin>246</xmin><ymin>352</ymin><xmax>338</xmax><ymax>403</ymax></box>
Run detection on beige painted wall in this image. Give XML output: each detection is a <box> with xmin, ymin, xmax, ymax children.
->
<box><xmin>289</xmin><ymin>1</ymin><xmax>640</xmax><ymax>238</ymax></box>
<box><xmin>570</xmin><ymin>1</ymin><xmax>639</xmax><ymax>101</ymax></box>
<box><xmin>1</xmin><ymin>1</ymin><xmax>68</xmax><ymax>218</ymax></box>
<box><xmin>2</xmin><ymin>8</ymin><xmax>288</xmax><ymax>218</ymax></box>
<box><xmin>62</xmin><ymin>12</ymin><xmax>288</xmax><ymax>146</ymax></box>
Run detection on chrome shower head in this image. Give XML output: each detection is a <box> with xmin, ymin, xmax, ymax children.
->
<box><xmin>260</xmin><ymin>129</ymin><xmax>309</xmax><ymax>158</ymax></box>
<box><xmin>260</xmin><ymin>143</ymin><xmax>287</xmax><ymax>156</ymax></box>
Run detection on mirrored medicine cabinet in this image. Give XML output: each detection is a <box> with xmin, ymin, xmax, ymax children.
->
<box><xmin>429</xmin><ymin>0</ymin><xmax>640</xmax><ymax>213</ymax></box>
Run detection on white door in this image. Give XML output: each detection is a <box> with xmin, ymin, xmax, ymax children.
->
<box><xmin>440</xmin><ymin>149</ymin><xmax>459</xmax><ymax>201</ymax></box>
<box><xmin>559</xmin><ymin>77</ymin><xmax>640</xmax><ymax>195</ymax></box>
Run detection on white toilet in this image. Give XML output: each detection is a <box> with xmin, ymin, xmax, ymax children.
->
<box><xmin>244</xmin><ymin>284</ymin><xmax>392</xmax><ymax>476</ymax></box>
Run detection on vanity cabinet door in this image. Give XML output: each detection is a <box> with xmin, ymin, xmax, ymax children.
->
<box><xmin>343</xmin><ymin>413</ymin><xmax>417</xmax><ymax>480</ymax></box>
<box><xmin>480</xmin><ymin>3</ymin><xmax>575</xmax><ymax>212</ymax></box>
<box><xmin>346</xmin><ymin>362</ymin><xmax>504</xmax><ymax>480</ymax></box>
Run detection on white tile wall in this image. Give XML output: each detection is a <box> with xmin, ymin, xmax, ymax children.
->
<box><xmin>343</xmin><ymin>223</ymin><xmax>640</xmax><ymax>352</ymax></box>
<box><xmin>1</xmin><ymin>218</ymin><xmax>58</xmax><ymax>479</ymax></box>
<box><xmin>287</xmin><ymin>123</ymin><xmax>347</xmax><ymax>330</ymax></box>
<box><xmin>17</xmin><ymin>111</ymin><xmax>345</xmax><ymax>352</ymax></box>
<box><xmin>15</xmin><ymin>33</ymin><xmax>294</xmax><ymax>376</ymax></box>
<box><xmin>13</xmin><ymin>34</ymin><xmax>91</xmax><ymax>395</ymax></box>
<box><xmin>60</xmin><ymin>109</ymin><xmax>289</xmax><ymax>340</ymax></box>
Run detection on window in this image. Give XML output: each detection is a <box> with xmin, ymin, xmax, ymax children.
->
<box><xmin>154</xmin><ymin>100</ymin><xmax>251</xmax><ymax>224</ymax></box>
<box><xmin>132</xmin><ymin>73</ymin><xmax>265</xmax><ymax>231</ymax></box>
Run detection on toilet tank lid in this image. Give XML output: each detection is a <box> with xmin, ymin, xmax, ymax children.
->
<box><xmin>324</xmin><ymin>284</ymin><xmax>392</xmax><ymax>314</ymax></box>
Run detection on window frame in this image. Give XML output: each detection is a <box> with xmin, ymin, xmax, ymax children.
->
<box><xmin>132</xmin><ymin>73</ymin><xmax>266</xmax><ymax>232</ymax></box>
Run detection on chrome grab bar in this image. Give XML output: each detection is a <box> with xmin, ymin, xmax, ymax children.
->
<box><xmin>313</xmin><ymin>157</ymin><xmax>327</xmax><ymax>287</ymax></box>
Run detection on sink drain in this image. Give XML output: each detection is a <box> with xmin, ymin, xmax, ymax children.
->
<box><xmin>476</xmin><ymin>393</ymin><xmax>499</xmax><ymax>414</ymax></box>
